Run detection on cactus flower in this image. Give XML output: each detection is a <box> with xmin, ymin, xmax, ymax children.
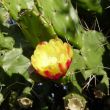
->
<box><xmin>31</xmin><ymin>38</ymin><xmax>73</xmax><ymax>80</ymax></box>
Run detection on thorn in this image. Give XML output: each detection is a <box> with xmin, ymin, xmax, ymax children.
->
<box><xmin>80</xmin><ymin>19</ymin><xmax>89</xmax><ymax>31</ymax></box>
<box><xmin>83</xmin><ymin>75</ymin><xmax>96</xmax><ymax>90</ymax></box>
<box><xmin>96</xmin><ymin>17</ymin><xmax>101</xmax><ymax>32</ymax></box>
<box><xmin>105</xmin><ymin>6</ymin><xmax>110</xmax><ymax>9</ymax></box>
<box><xmin>91</xmin><ymin>17</ymin><xmax>97</xmax><ymax>30</ymax></box>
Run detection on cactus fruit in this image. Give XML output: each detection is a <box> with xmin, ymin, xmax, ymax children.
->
<box><xmin>64</xmin><ymin>93</ymin><xmax>86</xmax><ymax>110</ymax></box>
<box><xmin>31</xmin><ymin>38</ymin><xmax>73</xmax><ymax>80</ymax></box>
<box><xmin>17</xmin><ymin>87</ymin><xmax>33</xmax><ymax>109</ymax></box>
<box><xmin>17</xmin><ymin>97</ymin><xmax>33</xmax><ymax>109</ymax></box>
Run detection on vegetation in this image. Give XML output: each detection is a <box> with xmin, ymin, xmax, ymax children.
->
<box><xmin>0</xmin><ymin>0</ymin><xmax>110</xmax><ymax>110</ymax></box>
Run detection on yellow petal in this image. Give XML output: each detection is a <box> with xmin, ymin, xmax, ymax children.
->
<box><xmin>31</xmin><ymin>38</ymin><xmax>73</xmax><ymax>80</ymax></box>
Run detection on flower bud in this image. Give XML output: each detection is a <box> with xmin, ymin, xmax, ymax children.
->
<box><xmin>31</xmin><ymin>38</ymin><xmax>73</xmax><ymax>80</ymax></box>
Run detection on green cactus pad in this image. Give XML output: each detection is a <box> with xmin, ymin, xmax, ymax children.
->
<box><xmin>72</xmin><ymin>0</ymin><xmax>102</xmax><ymax>13</ymax></box>
<box><xmin>36</xmin><ymin>0</ymin><xmax>82</xmax><ymax>45</ymax></box>
<box><xmin>81</xmin><ymin>30</ymin><xmax>105</xmax><ymax>69</ymax></box>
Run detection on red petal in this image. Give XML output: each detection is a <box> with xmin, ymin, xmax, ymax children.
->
<box><xmin>44</xmin><ymin>70</ymin><xmax>53</xmax><ymax>79</ymax></box>
<box><xmin>44</xmin><ymin>71</ymin><xmax>63</xmax><ymax>80</ymax></box>
<box><xmin>53</xmin><ymin>73</ymin><xmax>62</xmax><ymax>80</ymax></box>
<box><xmin>66</xmin><ymin>59</ymin><xmax>72</xmax><ymax>69</ymax></box>
<box><xmin>58</xmin><ymin>63</ymin><xmax>66</xmax><ymax>73</ymax></box>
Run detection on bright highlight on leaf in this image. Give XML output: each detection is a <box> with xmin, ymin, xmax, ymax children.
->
<box><xmin>31</xmin><ymin>38</ymin><xmax>73</xmax><ymax>80</ymax></box>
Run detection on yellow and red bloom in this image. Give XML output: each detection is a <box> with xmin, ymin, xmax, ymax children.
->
<box><xmin>31</xmin><ymin>38</ymin><xmax>73</xmax><ymax>80</ymax></box>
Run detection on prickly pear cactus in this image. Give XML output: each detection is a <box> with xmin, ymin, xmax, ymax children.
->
<box><xmin>0</xmin><ymin>0</ymin><xmax>110</xmax><ymax>110</ymax></box>
<box><xmin>2</xmin><ymin>0</ymin><xmax>84</xmax><ymax>47</ymax></box>
<box><xmin>2</xmin><ymin>0</ymin><xmax>56</xmax><ymax>47</ymax></box>
<box><xmin>80</xmin><ymin>30</ymin><xmax>105</xmax><ymax>69</ymax></box>
<box><xmin>0</xmin><ymin>32</ymin><xmax>30</xmax><ymax>76</ymax></box>
<box><xmin>35</xmin><ymin>0</ymin><xmax>83</xmax><ymax>46</ymax></box>
<box><xmin>65</xmin><ymin>30</ymin><xmax>109</xmax><ymax>93</ymax></box>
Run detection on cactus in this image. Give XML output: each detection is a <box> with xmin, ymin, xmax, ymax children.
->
<box><xmin>1</xmin><ymin>0</ymin><xmax>84</xmax><ymax>48</ymax></box>
<box><xmin>65</xmin><ymin>30</ymin><xmax>109</xmax><ymax>93</ymax></box>
<box><xmin>35</xmin><ymin>0</ymin><xmax>83</xmax><ymax>47</ymax></box>
<box><xmin>80</xmin><ymin>30</ymin><xmax>105</xmax><ymax>69</ymax></box>
<box><xmin>0</xmin><ymin>32</ymin><xmax>30</xmax><ymax>77</ymax></box>
<box><xmin>0</xmin><ymin>0</ymin><xmax>110</xmax><ymax>109</ymax></box>
<box><xmin>1</xmin><ymin>0</ymin><xmax>56</xmax><ymax>47</ymax></box>
<box><xmin>71</xmin><ymin>0</ymin><xmax>102</xmax><ymax>13</ymax></box>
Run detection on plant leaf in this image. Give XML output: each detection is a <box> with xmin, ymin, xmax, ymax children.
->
<box><xmin>0</xmin><ymin>33</ymin><xmax>15</xmax><ymax>49</ymax></box>
<box><xmin>69</xmin><ymin>49</ymin><xmax>86</xmax><ymax>71</ymax></box>
<box><xmin>81</xmin><ymin>30</ymin><xmax>105</xmax><ymax>69</ymax></box>
<box><xmin>1</xmin><ymin>48</ymin><xmax>30</xmax><ymax>76</ymax></box>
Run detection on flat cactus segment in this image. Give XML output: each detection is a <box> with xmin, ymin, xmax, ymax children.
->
<box><xmin>36</xmin><ymin>0</ymin><xmax>82</xmax><ymax>44</ymax></box>
<box><xmin>81</xmin><ymin>30</ymin><xmax>105</xmax><ymax>69</ymax></box>
<box><xmin>0</xmin><ymin>33</ymin><xmax>30</xmax><ymax>77</ymax></box>
<box><xmin>65</xmin><ymin>30</ymin><xmax>108</xmax><ymax>93</ymax></box>
<box><xmin>2</xmin><ymin>0</ymin><xmax>56</xmax><ymax>47</ymax></box>
<box><xmin>19</xmin><ymin>11</ymin><xmax>56</xmax><ymax>47</ymax></box>
<box><xmin>1</xmin><ymin>48</ymin><xmax>30</xmax><ymax>76</ymax></box>
<box><xmin>2</xmin><ymin>0</ymin><xmax>83</xmax><ymax>47</ymax></box>
<box><xmin>69</xmin><ymin>49</ymin><xmax>86</xmax><ymax>71</ymax></box>
<box><xmin>72</xmin><ymin>0</ymin><xmax>102</xmax><ymax>13</ymax></box>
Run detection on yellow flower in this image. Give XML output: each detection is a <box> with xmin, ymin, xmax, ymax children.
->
<box><xmin>31</xmin><ymin>38</ymin><xmax>73</xmax><ymax>80</ymax></box>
